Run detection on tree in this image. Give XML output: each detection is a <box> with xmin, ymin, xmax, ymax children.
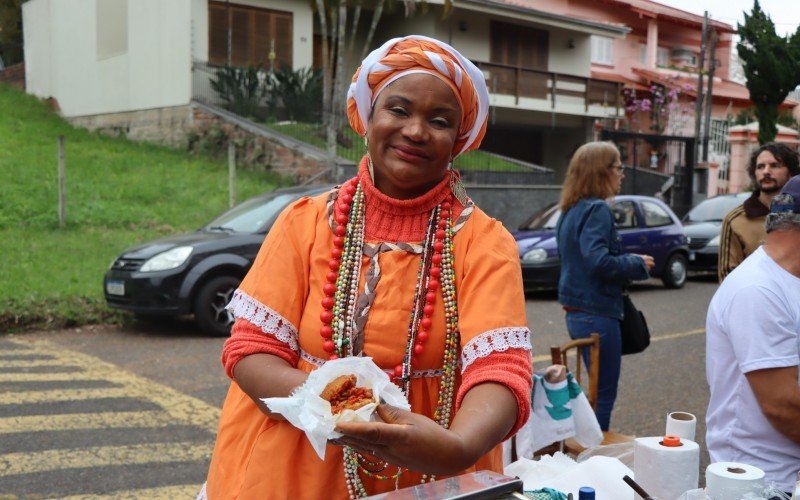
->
<box><xmin>314</xmin><ymin>0</ymin><xmax>430</xmax><ymax>179</ymax></box>
<box><xmin>737</xmin><ymin>0</ymin><xmax>800</xmax><ymax>144</ymax></box>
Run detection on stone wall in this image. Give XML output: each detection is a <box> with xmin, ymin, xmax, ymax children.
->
<box><xmin>67</xmin><ymin>105</ymin><xmax>194</xmax><ymax>148</ymax></box>
<box><xmin>189</xmin><ymin>105</ymin><xmax>334</xmax><ymax>182</ymax></box>
<box><xmin>0</xmin><ymin>63</ymin><xmax>25</xmax><ymax>90</ymax></box>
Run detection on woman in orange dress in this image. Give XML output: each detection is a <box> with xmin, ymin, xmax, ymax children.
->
<box><xmin>202</xmin><ymin>35</ymin><xmax>533</xmax><ymax>499</ymax></box>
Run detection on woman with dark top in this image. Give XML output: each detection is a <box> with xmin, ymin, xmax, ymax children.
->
<box><xmin>199</xmin><ymin>36</ymin><xmax>533</xmax><ymax>499</ymax></box>
<box><xmin>556</xmin><ymin>141</ymin><xmax>654</xmax><ymax>431</ymax></box>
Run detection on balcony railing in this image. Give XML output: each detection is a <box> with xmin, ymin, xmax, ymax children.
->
<box><xmin>475</xmin><ymin>61</ymin><xmax>623</xmax><ymax>116</ymax></box>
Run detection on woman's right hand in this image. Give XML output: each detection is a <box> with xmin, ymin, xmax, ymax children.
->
<box><xmin>333</xmin><ymin>404</ymin><xmax>472</xmax><ymax>475</ymax></box>
<box><xmin>637</xmin><ymin>254</ymin><xmax>655</xmax><ymax>270</ymax></box>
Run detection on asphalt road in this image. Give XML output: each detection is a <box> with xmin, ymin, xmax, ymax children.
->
<box><xmin>0</xmin><ymin>275</ymin><xmax>719</xmax><ymax>498</ymax></box>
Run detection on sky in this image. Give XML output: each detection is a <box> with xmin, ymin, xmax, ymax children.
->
<box><xmin>658</xmin><ymin>0</ymin><xmax>800</xmax><ymax>37</ymax></box>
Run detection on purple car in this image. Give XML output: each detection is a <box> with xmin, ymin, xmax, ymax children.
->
<box><xmin>512</xmin><ymin>195</ymin><xmax>690</xmax><ymax>290</ymax></box>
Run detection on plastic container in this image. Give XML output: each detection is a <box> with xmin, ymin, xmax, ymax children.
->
<box><xmin>578</xmin><ymin>486</ymin><xmax>596</xmax><ymax>500</ymax></box>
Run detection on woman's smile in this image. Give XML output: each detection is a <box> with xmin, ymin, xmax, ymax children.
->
<box><xmin>366</xmin><ymin>73</ymin><xmax>461</xmax><ymax>200</ymax></box>
<box><xmin>392</xmin><ymin>144</ymin><xmax>430</xmax><ymax>162</ymax></box>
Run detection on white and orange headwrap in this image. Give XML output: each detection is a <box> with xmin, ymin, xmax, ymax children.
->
<box><xmin>346</xmin><ymin>35</ymin><xmax>489</xmax><ymax>159</ymax></box>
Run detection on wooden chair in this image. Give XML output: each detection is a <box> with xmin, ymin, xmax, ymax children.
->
<box><xmin>551</xmin><ymin>333</ymin><xmax>634</xmax><ymax>455</ymax></box>
<box><xmin>508</xmin><ymin>333</ymin><xmax>633</xmax><ymax>462</ymax></box>
<box><xmin>551</xmin><ymin>334</ymin><xmax>600</xmax><ymax>411</ymax></box>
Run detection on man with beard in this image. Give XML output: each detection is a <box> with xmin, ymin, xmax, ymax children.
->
<box><xmin>718</xmin><ymin>142</ymin><xmax>799</xmax><ymax>282</ymax></box>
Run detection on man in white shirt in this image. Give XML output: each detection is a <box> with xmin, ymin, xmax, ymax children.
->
<box><xmin>706</xmin><ymin>176</ymin><xmax>800</xmax><ymax>493</ymax></box>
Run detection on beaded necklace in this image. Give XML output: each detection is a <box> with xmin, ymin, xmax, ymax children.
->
<box><xmin>318</xmin><ymin>176</ymin><xmax>462</xmax><ymax>499</ymax></box>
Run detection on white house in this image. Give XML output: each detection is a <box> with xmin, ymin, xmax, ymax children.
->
<box><xmin>23</xmin><ymin>0</ymin><xmax>628</xmax><ymax>175</ymax></box>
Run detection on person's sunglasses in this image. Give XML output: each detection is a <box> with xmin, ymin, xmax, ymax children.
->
<box><xmin>610</xmin><ymin>162</ymin><xmax>625</xmax><ymax>174</ymax></box>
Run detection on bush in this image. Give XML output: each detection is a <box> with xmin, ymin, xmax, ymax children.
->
<box><xmin>210</xmin><ymin>64</ymin><xmax>323</xmax><ymax>123</ymax></box>
<box><xmin>210</xmin><ymin>65</ymin><xmax>266</xmax><ymax>118</ymax></box>
<box><xmin>269</xmin><ymin>67</ymin><xmax>323</xmax><ymax>122</ymax></box>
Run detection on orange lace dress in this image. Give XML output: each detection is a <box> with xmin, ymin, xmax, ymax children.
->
<box><xmin>204</xmin><ymin>164</ymin><xmax>533</xmax><ymax>499</ymax></box>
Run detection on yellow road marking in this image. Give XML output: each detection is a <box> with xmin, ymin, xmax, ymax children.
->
<box><xmin>0</xmin><ymin>359</ymin><xmax>76</xmax><ymax>368</ymax></box>
<box><xmin>0</xmin><ymin>442</ymin><xmax>213</xmax><ymax>476</ymax></box>
<box><xmin>59</xmin><ymin>484</ymin><xmax>201</xmax><ymax>500</ymax></box>
<box><xmin>530</xmin><ymin>327</ymin><xmax>706</xmax><ymax>364</ymax></box>
<box><xmin>25</xmin><ymin>339</ymin><xmax>222</xmax><ymax>435</ymax></box>
<box><xmin>651</xmin><ymin>328</ymin><xmax>705</xmax><ymax>342</ymax></box>
<box><xmin>0</xmin><ymin>373</ymin><xmax>105</xmax><ymax>382</ymax></box>
<box><xmin>0</xmin><ymin>411</ymin><xmax>175</xmax><ymax>434</ymax></box>
<box><xmin>0</xmin><ymin>387</ymin><xmax>130</xmax><ymax>405</ymax></box>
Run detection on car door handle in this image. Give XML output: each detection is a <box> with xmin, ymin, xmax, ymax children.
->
<box><xmin>639</xmin><ymin>236</ymin><xmax>647</xmax><ymax>243</ymax></box>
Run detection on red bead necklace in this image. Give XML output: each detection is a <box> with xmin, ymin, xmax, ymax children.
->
<box><xmin>318</xmin><ymin>176</ymin><xmax>461</xmax><ymax>498</ymax></box>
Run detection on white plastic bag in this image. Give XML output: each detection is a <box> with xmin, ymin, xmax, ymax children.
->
<box><xmin>512</xmin><ymin>373</ymin><xmax>603</xmax><ymax>459</ymax></box>
<box><xmin>576</xmin><ymin>441</ymin><xmax>634</xmax><ymax>469</ymax></box>
<box><xmin>262</xmin><ymin>357</ymin><xmax>410</xmax><ymax>460</ymax></box>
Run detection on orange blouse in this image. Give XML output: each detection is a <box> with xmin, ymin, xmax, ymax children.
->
<box><xmin>205</xmin><ymin>168</ymin><xmax>532</xmax><ymax>499</ymax></box>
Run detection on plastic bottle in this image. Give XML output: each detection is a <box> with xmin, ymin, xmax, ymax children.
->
<box><xmin>578</xmin><ymin>486</ymin><xmax>596</xmax><ymax>500</ymax></box>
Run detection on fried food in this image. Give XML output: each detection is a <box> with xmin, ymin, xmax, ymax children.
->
<box><xmin>320</xmin><ymin>375</ymin><xmax>375</xmax><ymax>414</ymax></box>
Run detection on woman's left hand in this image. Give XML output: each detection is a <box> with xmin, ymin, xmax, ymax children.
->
<box><xmin>333</xmin><ymin>404</ymin><xmax>472</xmax><ymax>475</ymax></box>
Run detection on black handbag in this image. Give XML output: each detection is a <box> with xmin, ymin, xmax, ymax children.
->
<box><xmin>621</xmin><ymin>293</ymin><xmax>650</xmax><ymax>355</ymax></box>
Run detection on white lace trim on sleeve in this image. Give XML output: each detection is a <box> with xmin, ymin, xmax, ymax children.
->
<box><xmin>226</xmin><ymin>289</ymin><xmax>299</xmax><ymax>352</ymax></box>
<box><xmin>461</xmin><ymin>327</ymin><xmax>531</xmax><ymax>372</ymax></box>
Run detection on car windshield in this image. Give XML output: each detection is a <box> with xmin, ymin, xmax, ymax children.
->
<box><xmin>520</xmin><ymin>203</ymin><xmax>561</xmax><ymax>230</ymax></box>
<box><xmin>204</xmin><ymin>193</ymin><xmax>297</xmax><ymax>233</ymax></box>
<box><xmin>682</xmin><ymin>196</ymin><xmax>746</xmax><ymax>223</ymax></box>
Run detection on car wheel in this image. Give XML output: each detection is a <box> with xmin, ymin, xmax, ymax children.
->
<box><xmin>661</xmin><ymin>253</ymin><xmax>688</xmax><ymax>289</ymax></box>
<box><xmin>194</xmin><ymin>276</ymin><xmax>240</xmax><ymax>337</ymax></box>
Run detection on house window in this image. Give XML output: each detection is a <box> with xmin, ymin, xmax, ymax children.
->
<box><xmin>657</xmin><ymin>47</ymin><xmax>669</xmax><ymax>67</ymax></box>
<box><xmin>490</xmin><ymin>21</ymin><xmax>548</xmax><ymax>70</ymax></box>
<box><xmin>97</xmin><ymin>0</ymin><xmax>128</xmax><ymax>60</ymax></box>
<box><xmin>591</xmin><ymin>36</ymin><xmax>613</xmax><ymax>65</ymax></box>
<box><xmin>670</xmin><ymin>47</ymin><xmax>698</xmax><ymax>68</ymax></box>
<box><xmin>208</xmin><ymin>1</ymin><xmax>292</xmax><ymax>69</ymax></box>
<box><xmin>639</xmin><ymin>44</ymin><xmax>670</xmax><ymax>67</ymax></box>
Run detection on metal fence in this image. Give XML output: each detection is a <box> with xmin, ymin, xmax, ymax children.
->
<box><xmin>601</xmin><ymin>129</ymin><xmax>697</xmax><ymax>216</ymax></box>
<box><xmin>192</xmin><ymin>60</ymin><xmax>227</xmax><ymax>108</ymax></box>
<box><xmin>191</xmin><ymin>60</ymin><xmax>556</xmax><ymax>184</ymax></box>
<box><xmin>708</xmin><ymin>118</ymin><xmax>732</xmax><ymax>194</ymax></box>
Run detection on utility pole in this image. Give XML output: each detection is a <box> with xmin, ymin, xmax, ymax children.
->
<box><xmin>226</xmin><ymin>0</ymin><xmax>232</xmax><ymax>66</ymax></box>
<box><xmin>228</xmin><ymin>142</ymin><xmax>236</xmax><ymax>208</ymax></box>
<box><xmin>57</xmin><ymin>136</ymin><xmax>66</xmax><ymax>228</ymax></box>
<box><xmin>693</xmin><ymin>12</ymin><xmax>708</xmax><ymax>164</ymax></box>
<box><xmin>702</xmin><ymin>29</ymin><xmax>718</xmax><ymax>163</ymax></box>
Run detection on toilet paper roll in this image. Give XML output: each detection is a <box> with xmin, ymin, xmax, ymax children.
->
<box><xmin>665</xmin><ymin>411</ymin><xmax>696</xmax><ymax>441</ymax></box>
<box><xmin>634</xmin><ymin>436</ymin><xmax>699</xmax><ymax>500</ymax></box>
<box><xmin>705</xmin><ymin>462</ymin><xmax>765</xmax><ymax>500</ymax></box>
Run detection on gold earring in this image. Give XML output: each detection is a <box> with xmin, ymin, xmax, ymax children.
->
<box><xmin>449</xmin><ymin>162</ymin><xmax>468</xmax><ymax>206</ymax></box>
<box><xmin>365</xmin><ymin>134</ymin><xmax>375</xmax><ymax>182</ymax></box>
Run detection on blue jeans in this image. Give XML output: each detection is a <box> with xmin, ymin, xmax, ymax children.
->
<box><xmin>565</xmin><ymin>311</ymin><xmax>622</xmax><ymax>431</ymax></box>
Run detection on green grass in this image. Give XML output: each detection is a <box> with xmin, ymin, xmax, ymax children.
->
<box><xmin>0</xmin><ymin>84</ymin><xmax>285</xmax><ymax>332</ymax></box>
<box><xmin>266</xmin><ymin>121</ymin><xmax>532</xmax><ymax>172</ymax></box>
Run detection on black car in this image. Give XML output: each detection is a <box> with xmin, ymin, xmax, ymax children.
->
<box><xmin>104</xmin><ymin>184</ymin><xmax>333</xmax><ymax>336</ymax></box>
<box><xmin>681</xmin><ymin>192</ymin><xmax>750</xmax><ymax>273</ymax></box>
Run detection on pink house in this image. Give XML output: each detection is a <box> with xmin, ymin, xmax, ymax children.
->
<box><xmin>372</xmin><ymin>0</ymin><xmax>797</xmax><ymax>186</ymax></box>
<box><xmin>475</xmin><ymin>0</ymin><xmax>799</xmax><ymax>194</ymax></box>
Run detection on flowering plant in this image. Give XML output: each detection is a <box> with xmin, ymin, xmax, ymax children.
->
<box><xmin>623</xmin><ymin>76</ymin><xmax>693</xmax><ymax>135</ymax></box>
